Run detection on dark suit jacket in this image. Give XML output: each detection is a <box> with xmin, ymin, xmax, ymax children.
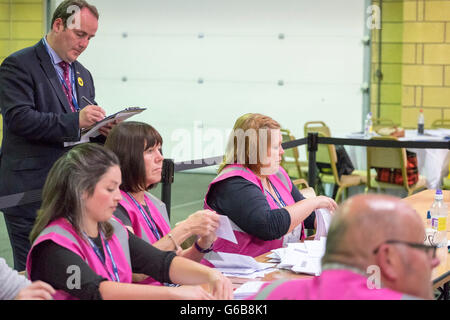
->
<box><xmin>0</xmin><ymin>40</ymin><xmax>96</xmax><ymax>197</ymax></box>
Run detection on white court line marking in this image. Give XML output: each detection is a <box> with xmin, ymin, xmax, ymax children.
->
<box><xmin>171</xmin><ymin>199</ymin><xmax>204</xmax><ymax>210</ymax></box>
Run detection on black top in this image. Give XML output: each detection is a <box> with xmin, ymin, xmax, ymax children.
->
<box><xmin>205</xmin><ymin>176</ymin><xmax>316</xmax><ymax>241</ymax></box>
<box><xmin>30</xmin><ymin>231</ymin><xmax>176</xmax><ymax>300</ymax></box>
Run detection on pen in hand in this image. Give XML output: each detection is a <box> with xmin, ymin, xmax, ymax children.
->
<box><xmin>80</xmin><ymin>96</ymin><xmax>106</xmax><ymax>127</ymax></box>
<box><xmin>81</xmin><ymin>96</ymin><xmax>96</xmax><ymax>106</ymax></box>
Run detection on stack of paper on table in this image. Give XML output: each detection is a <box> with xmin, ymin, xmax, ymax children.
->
<box><xmin>205</xmin><ymin>215</ymin><xmax>275</xmax><ymax>278</ymax></box>
<box><xmin>267</xmin><ymin>237</ymin><xmax>327</xmax><ymax>276</ymax></box>
<box><xmin>233</xmin><ymin>281</ymin><xmax>267</xmax><ymax>300</ymax></box>
<box><xmin>206</xmin><ymin>252</ymin><xmax>276</xmax><ymax>279</ymax></box>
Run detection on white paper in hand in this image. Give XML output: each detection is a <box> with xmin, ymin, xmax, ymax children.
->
<box><xmin>216</xmin><ymin>215</ymin><xmax>238</xmax><ymax>244</ymax></box>
<box><xmin>314</xmin><ymin>208</ymin><xmax>332</xmax><ymax>240</ymax></box>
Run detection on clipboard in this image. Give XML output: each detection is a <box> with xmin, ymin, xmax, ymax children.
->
<box><xmin>64</xmin><ymin>107</ymin><xmax>146</xmax><ymax>147</ymax></box>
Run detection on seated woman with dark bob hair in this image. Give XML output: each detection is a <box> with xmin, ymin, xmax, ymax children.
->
<box><xmin>204</xmin><ymin>113</ymin><xmax>337</xmax><ymax>258</ymax></box>
<box><xmin>105</xmin><ymin>121</ymin><xmax>220</xmax><ymax>284</ymax></box>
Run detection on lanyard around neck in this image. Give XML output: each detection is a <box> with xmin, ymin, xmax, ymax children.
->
<box><xmin>41</xmin><ymin>38</ymin><xmax>80</xmax><ymax>111</ymax></box>
<box><xmin>126</xmin><ymin>192</ymin><xmax>162</xmax><ymax>240</ymax></box>
<box><xmin>84</xmin><ymin>231</ymin><xmax>120</xmax><ymax>282</ymax></box>
<box><xmin>265</xmin><ymin>179</ymin><xmax>287</xmax><ymax>208</ymax></box>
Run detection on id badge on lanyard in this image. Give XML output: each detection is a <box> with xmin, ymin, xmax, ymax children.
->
<box><xmin>84</xmin><ymin>231</ymin><xmax>120</xmax><ymax>282</ymax></box>
<box><xmin>266</xmin><ymin>180</ymin><xmax>287</xmax><ymax>208</ymax></box>
<box><xmin>126</xmin><ymin>193</ymin><xmax>162</xmax><ymax>240</ymax></box>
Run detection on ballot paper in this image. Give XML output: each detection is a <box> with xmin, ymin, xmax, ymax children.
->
<box><xmin>290</xmin><ymin>257</ymin><xmax>322</xmax><ymax>276</ymax></box>
<box><xmin>269</xmin><ymin>238</ymin><xmax>327</xmax><ymax>276</ymax></box>
<box><xmin>282</xmin><ymin>224</ymin><xmax>303</xmax><ymax>246</ymax></box>
<box><xmin>304</xmin><ymin>236</ymin><xmax>327</xmax><ymax>258</ymax></box>
<box><xmin>233</xmin><ymin>281</ymin><xmax>267</xmax><ymax>300</ymax></box>
<box><xmin>216</xmin><ymin>215</ymin><xmax>238</xmax><ymax>244</ymax></box>
<box><xmin>207</xmin><ymin>252</ymin><xmax>275</xmax><ymax>278</ymax></box>
<box><xmin>64</xmin><ymin>107</ymin><xmax>146</xmax><ymax>147</ymax></box>
<box><xmin>314</xmin><ymin>208</ymin><xmax>332</xmax><ymax>240</ymax></box>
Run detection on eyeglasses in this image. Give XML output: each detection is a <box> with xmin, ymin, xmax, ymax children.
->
<box><xmin>373</xmin><ymin>240</ymin><xmax>437</xmax><ymax>259</ymax></box>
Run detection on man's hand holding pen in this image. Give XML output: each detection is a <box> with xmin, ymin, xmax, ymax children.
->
<box><xmin>79</xmin><ymin>104</ymin><xmax>106</xmax><ymax>128</ymax></box>
<box><xmin>79</xmin><ymin>96</ymin><xmax>120</xmax><ymax>137</ymax></box>
<box><xmin>79</xmin><ymin>96</ymin><xmax>105</xmax><ymax>128</ymax></box>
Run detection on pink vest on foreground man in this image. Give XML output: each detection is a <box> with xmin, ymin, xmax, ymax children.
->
<box><xmin>26</xmin><ymin>218</ymin><xmax>132</xmax><ymax>300</ymax></box>
<box><xmin>204</xmin><ymin>164</ymin><xmax>305</xmax><ymax>258</ymax></box>
<box><xmin>118</xmin><ymin>190</ymin><xmax>171</xmax><ymax>285</ymax></box>
<box><xmin>252</xmin><ymin>267</ymin><xmax>415</xmax><ymax>300</ymax></box>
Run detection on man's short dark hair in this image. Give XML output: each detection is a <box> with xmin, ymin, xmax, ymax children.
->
<box><xmin>51</xmin><ymin>0</ymin><xmax>99</xmax><ymax>29</ymax></box>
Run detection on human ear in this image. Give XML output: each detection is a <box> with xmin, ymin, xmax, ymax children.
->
<box><xmin>81</xmin><ymin>190</ymin><xmax>89</xmax><ymax>202</ymax></box>
<box><xmin>53</xmin><ymin>18</ymin><xmax>64</xmax><ymax>32</ymax></box>
<box><xmin>375</xmin><ymin>244</ymin><xmax>400</xmax><ymax>282</ymax></box>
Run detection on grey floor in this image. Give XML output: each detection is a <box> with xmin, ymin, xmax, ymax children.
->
<box><xmin>0</xmin><ymin>172</ymin><xmax>216</xmax><ymax>269</ymax></box>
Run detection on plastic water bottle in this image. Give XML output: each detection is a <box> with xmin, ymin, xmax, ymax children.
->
<box><xmin>426</xmin><ymin>210</ymin><xmax>432</xmax><ymax>229</ymax></box>
<box><xmin>430</xmin><ymin>189</ymin><xmax>448</xmax><ymax>247</ymax></box>
<box><xmin>364</xmin><ymin>112</ymin><xmax>373</xmax><ymax>138</ymax></box>
<box><xmin>418</xmin><ymin>109</ymin><xmax>424</xmax><ymax>135</ymax></box>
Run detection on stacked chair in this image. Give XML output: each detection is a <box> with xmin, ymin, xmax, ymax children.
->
<box><xmin>303</xmin><ymin>121</ymin><xmax>366</xmax><ymax>203</ymax></box>
<box><xmin>366</xmin><ymin>136</ymin><xmax>427</xmax><ymax>196</ymax></box>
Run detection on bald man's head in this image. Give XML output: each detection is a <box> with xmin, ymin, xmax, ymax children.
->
<box><xmin>322</xmin><ymin>194</ymin><xmax>423</xmax><ymax>269</ymax></box>
<box><xmin>321</xmin><ymin>194</ymin><xmax>439</xmax><ymax>299</ymax></box>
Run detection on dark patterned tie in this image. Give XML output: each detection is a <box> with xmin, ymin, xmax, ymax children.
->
<box><xmin>58</xmin><ymin>61</ymin><xmax>76</xmax><ymax>112</ymax></box>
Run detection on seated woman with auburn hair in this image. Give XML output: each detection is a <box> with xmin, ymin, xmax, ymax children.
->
<box><xmin>27</xmin><ymin>143</ymin><xmax>232</xmax><ymax>300</ymax></box>
<box><xmin>204</xmin><ymin>113</ymin><xmax>337</xmax><ymax>258</ymax></box>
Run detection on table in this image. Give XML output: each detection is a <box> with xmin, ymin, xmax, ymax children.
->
<box><xmin>344</xmin><ymin>129</ymin><xmax>450</xmax><ymax>190</ymax></box>
<box><xmin>229</xmin><ymin>189</ymin><xmax>450</xmax><ymax>298</ymax></box>
<box><xmin>401</xmin><ymin>189</ymin><xmax>450</xmax><ymax>294</ymax></box>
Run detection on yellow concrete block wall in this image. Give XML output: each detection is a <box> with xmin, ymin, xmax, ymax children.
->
<box><xmin>424</xmin><ymin>0</ymin><xmax>450</xmax><ymax>21</ymax></box>
<box><xmin>395</xmin><ymin>0</ymin><xmax>450</xmax><ymax>129</ymax></box>
<box><xmin>447</xmin><ymin>23</ymin><xmax>450</xmax><ymax>42</ymax></box>
<box><xmin>370</xmin><ymin>0</ymin><xmax>404</xmax><ymax>125</ymax></box>
<box><xmin>446</xmin><ymin>66</ymin><xmax>450</xmax><ymax>86</ymax></box>
<box><xmin>0</xmin><ymin>0</ymin><xmax>46</xmax><ymax>147</ymax></box>
<box><xmin>424</xmin><ymin>44</ymin><xmax>450</xmax><ymax>65</ymax></box>
<box><xmin>423</xmin><ymin>87</ymin><xmax>450</xmax><ymax>107</ymax></box>
<box><xmin>402</xmin><ymin>65</ymin><xmax>444</xmax><ymax>86</ymax></box>
<box><xmin>403</xmin><ymin>22</ymin><xmax>445</xmax><ymax>43</ymax></box>
<box><xmin>371</xmin><ymin>0</ymin><xmax>450</xmax><ymax>128</ymax></box>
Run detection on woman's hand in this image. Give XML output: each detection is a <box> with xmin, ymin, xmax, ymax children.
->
<box><xmin>15</xmin><ymin>281</ymin><xmax>55</xmax><ymax>300</ymax></box>
<box><xmin>172</xmin><ymin>285</ymin><xmax>215</xmax><ymax>300</ymax></box>
<box><xmin>184</xmin><ymin>210</ymin><xmax>220</xmax><ymax>238</ymax></box>
<box><xmin>207</xmin><ymin>269</ymin><xmax>234</xmax><ymax>300</ymax></box>
<box><xmin>312</xmin><ymin>196</ymin><xmax>338</xmax><ymax>213</ymax></box>
<box><xmin>196</xmin><ymin>233</ymin><xmax>217</xmax><ymax>252</ymax></box>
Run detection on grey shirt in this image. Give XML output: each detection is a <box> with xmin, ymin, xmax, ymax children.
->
<box><xmin>0</xmin><ymin>257</ymin><xmax>30</xmax><ymax>300</ymax></box>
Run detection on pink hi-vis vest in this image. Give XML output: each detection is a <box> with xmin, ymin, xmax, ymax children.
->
<box><xmin>252</xmin><ymin>269</ymin><xmax>406</xmax><ymax>300</ymax></box>
<box><xmin>204</xmin><ymin>164</ymin><xmax>305</xmax><ymax>258</ymax></box>
<box><xmin>118</xmin><ymin>191</ymin><xmax>171</xmax><ymax>244</ymax></box>
<box><xmin>26</xmin><ymin>218</ymin><xmax>133</xmax><ymax>300</ymax></box>
<box><xmin>118</xmin><ymin>190</ymin><xmax>171</xmax><ymax>285</ymax></box>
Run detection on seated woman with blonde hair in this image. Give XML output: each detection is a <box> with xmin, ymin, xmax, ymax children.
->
<box><xmin>204</xmin><ymin>113</ymin><xmax>337</xmax><ymax>258</ymax></box>
<box><xmin>27</xmin><ymin>143</ymin><xmax>232</xmax><ymax>300</ymax></box>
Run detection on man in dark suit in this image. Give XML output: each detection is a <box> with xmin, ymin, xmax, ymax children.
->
<box><xmin>0</xmin><ymin>0</ymin><xmax>110</xmax><ymax>270</ymax></box>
